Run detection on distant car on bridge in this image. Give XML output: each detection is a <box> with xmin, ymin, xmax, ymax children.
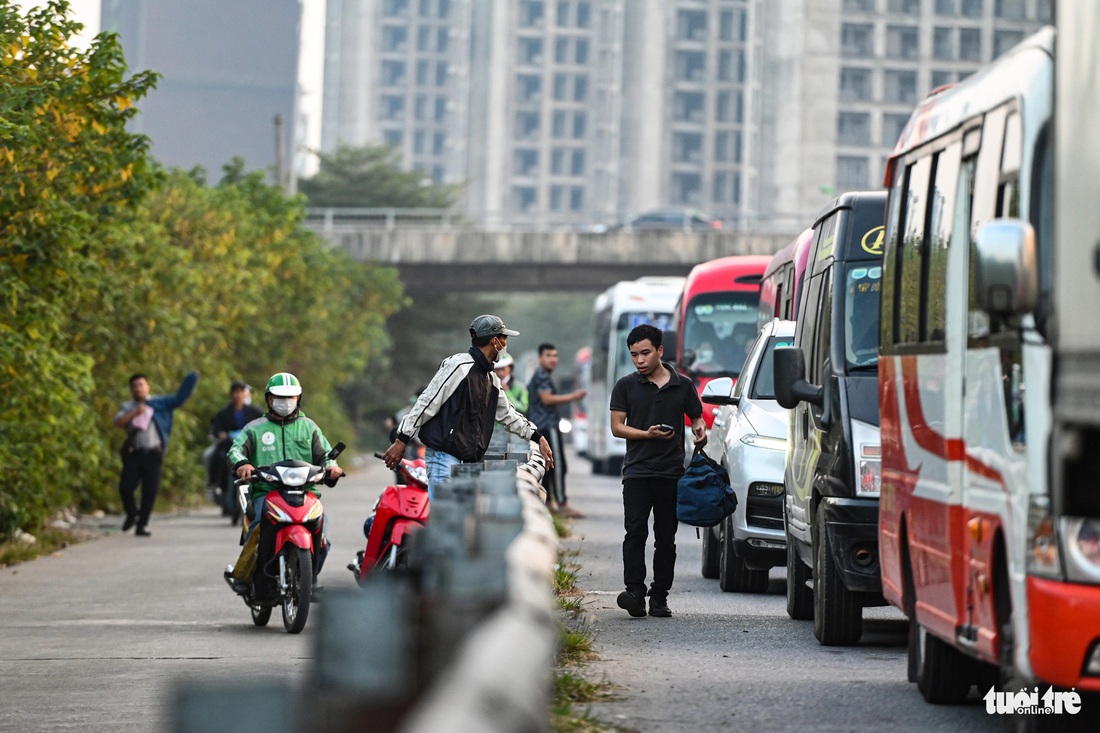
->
<box><xmin>605</xmin><ymin>209</ymin><xmax>723</xmax><ymax>233</ymax></box>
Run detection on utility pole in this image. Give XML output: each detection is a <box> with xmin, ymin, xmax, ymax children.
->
<box><xmin>274</xmin><ymin>114</ymin><xmax>288</xmax><ymax>193</ymax></box>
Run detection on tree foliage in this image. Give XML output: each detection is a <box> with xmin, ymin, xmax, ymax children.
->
<box><xmin>0</xmin><ymin>2</ymin><xmax>405</xmax><ymax>538</ymax></box>
<box><xmin>298</xmin><ymin>144</ymin><xmax>462</xmax><ymax>209</ymax></box>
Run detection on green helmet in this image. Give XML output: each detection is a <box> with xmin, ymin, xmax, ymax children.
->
<box><xmin>265</xmin><ymin>372</ymin><xmax>302</xmax><ymax>397</ymax></box>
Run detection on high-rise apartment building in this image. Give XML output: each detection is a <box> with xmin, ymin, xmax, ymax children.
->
<box><xmin>100</xmin><ymin>0</ymin><xmax>301</xmax><ymax>182</ymax></box>
<box><xmin>320</xmin><ymin>0</ymin><xmax>1052</xmax><ymax>230</ymax></box>
<box><xmin>756</xmin><ymin>0</ymin><xmax>1052</xmax><ymax>232</ymax></box>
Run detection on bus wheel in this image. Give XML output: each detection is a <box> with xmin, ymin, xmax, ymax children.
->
<box><xmin>812</xmin><ymin>509</ymin><xmax>862</xmax><ymax>645</ymax></box>
<box><xmin>915</xmin><ymin>622</ymin><xmax>975</xmax><ymax>704</ymax></box>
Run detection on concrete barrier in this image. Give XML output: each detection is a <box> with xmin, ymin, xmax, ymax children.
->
<box><xmin>173</xmin><ymin>432</ymin><xmax>559</xmax><ymax>733</ymax></box>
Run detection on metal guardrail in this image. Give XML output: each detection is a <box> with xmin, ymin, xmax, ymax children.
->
<box><xmin>172</xmin><ymin>430</ymin><xmax>557</xmax><ymax>733</ymax></box>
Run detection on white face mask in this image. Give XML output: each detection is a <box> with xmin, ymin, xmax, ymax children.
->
<box><xmin>271</xmin><ymin>397</ymin><xmax>298</xmax><ymax>416</ymax></box>
<box><xmin>698</xmin><ymin>349</ymin><xmax>714</xmax><ymax>363</ymax></box>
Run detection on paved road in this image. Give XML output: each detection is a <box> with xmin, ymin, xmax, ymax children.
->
<box><xmin>561</xmin><ymin>453</ymin><xmax>1003</xmax><ymax>733</ymax></box>
<box><xmin>0</xmin><ymin>458</ymin><xmax>386</xmax><ymax>733</ymax></box>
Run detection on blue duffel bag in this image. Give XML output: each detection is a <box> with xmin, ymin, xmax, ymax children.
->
<box><xmin>676</xmin><ymin>448</ymin><xmax>737</xmax><ymax>528</ymax></box>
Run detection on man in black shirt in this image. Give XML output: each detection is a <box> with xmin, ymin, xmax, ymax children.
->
<box><xmin>527</xmin><ymin>343</ymin><xmax>587</xmax><ymax>518</ymax></box>
<box><xmin>609</xmin><ymin>324</ymin><xmax>706</xmax><ymax>618</ymax></box>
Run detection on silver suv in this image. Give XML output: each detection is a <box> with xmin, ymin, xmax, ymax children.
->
<box><xmin>699</xmin><ymin>319</ymin><xmax>794</xmax><ymax>592</ymax></box>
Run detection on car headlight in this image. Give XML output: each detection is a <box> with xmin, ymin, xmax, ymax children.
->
<box><xmin>1027</xmin><ymin>494</ymin><xmax>1061</xmax><ymax>579</ymax></box>
<box><xmin>1064</xmin><ymin>516</ymin><xmax>1100</xmax><ymax>581</ymax></box>
<box><xmin>740</xmin><ymin>434</ymin><xmax>786</xmax><ymax>451</ymax></box>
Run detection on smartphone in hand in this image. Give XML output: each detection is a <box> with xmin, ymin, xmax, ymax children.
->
<box><xmin>658</xmin><ymin>423</ymin><xmax>676</xmax><ymax>432</ymax></box>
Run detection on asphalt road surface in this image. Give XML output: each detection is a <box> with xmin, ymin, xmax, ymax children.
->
<box><xmin>560</xmin><ymin>452</ymin><xmax>1005</xmax><ymax>733</ymax></box>
<box><xmin>0</xmin><ymin>448</ymin><xmax>1032</xmax><ymax>732</ymax></box>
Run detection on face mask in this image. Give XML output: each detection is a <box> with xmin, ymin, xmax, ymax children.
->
<box><xmin>271</xmin><ymin>397</ymin><xmax>297</xmax><ymax>416</ymax></box>
<box><xmin>698</xmin><ymin>350</ymin><xmax>714</xmax><ymax>363</ymax></box>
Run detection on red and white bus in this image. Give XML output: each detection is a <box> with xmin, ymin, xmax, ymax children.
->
<box><xmin>668</xmin><ymin>255</ymin><xmax>772</xmax><ymax>430</ymax></box>
<box><xmin>758</xmin><ymin>228</ymin><xmax>812</xmax><ymax>328</ymax></box>
<box><xmin>879</xmin><ymin>19</ymin><xmax>1100</xmax><ymax>706</ymax></box>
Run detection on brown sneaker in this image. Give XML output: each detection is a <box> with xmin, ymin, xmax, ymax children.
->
<box><xmin>558</xmin><ymin>504</ymin><xmax>585</xmax><ymax>519</ymax></box>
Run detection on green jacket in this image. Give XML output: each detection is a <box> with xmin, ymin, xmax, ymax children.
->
<box><xmin>228</xmin><ymin>411</ymin><xmax>336</xmax><ymax>502</ymax></box>
<box><xmin>502</xmin><ymin>382</ymin><xmax>529</xmax><ymax>415</ymax></box>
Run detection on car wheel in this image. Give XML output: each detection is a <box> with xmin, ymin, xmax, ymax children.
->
<box><xmin>700</xmin><ymin>525</ymin><xmax>719</xmax><ymax>579</ymax></box>
<box><xmin>719</xmin><ymin>514</ymin><xmax>768</xmax><ymax>593</ymax></box>
<box><xmin>812</xmin><ymin>508</ymin><xmax>862</xmax><ymax>645</ymax></box>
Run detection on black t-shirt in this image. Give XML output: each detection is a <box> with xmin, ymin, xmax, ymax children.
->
<box><xmin>526</xmin><ymin>366</ymin><xmax>559</xmax><ymax>433</ymax></box>
<box><xmin>609</xmin><ymin>363</ymin><xmax>703</xmax><ymax>480</ymax></box>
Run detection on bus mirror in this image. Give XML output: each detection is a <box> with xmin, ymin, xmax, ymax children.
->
<box><xmin>774</xmin><ymin>347</ymin><xmax>823</xmax><ymax>409</ymax></box>
<box><xmin>974</xmin><ymin>219</ymin><xmax>1038</xmax><ymax>316</ymax></box>
<box><xmin>701</xmin><ymin>377</ymin><xmax>736</xmax><ymax>405</ymax></box>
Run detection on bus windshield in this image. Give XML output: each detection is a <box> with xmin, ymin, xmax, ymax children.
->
<box><xmin>615</xmin><ymin>311</ymin><xmax>673</xmax><ymax>381</ymax></box>
<box><xmin>682</xmin><ymin>292</ymin><xmax>760</xmax><ymax>377</ymax></box>
<box><xmin>843</xmin><ymin>263</ymin><xmax>882</xmax><ymax>371</ymax></box>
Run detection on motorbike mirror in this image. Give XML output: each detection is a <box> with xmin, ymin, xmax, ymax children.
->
<box><xmin>328</xmin><ymin>441</ymin><xmax>346</xmax><ymax>460</ymax></box>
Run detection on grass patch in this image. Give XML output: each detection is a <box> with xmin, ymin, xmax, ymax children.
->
<box><xmin>0</xmin><ymin>526</ymin><xmax>90</xmax><ymax>568</ymax></box>
<box><xmin>550</xmin><ymin>548</ymin><xmax>622</xmax><ymax>732</ymax></box>
<box><xmin>551</xmin><ymin>512</ymin><xmax>571</xmax><ymax>538</ymax></box>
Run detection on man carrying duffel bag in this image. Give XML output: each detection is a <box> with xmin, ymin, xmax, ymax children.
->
<box><xmin>609</xmin><ymin>324</ymin><xmax>707</xmax><ymax>619</ymax></box>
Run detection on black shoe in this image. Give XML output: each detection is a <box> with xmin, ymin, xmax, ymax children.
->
<box><xmin>616</xmin><ymin>590</ymin><xmax>647</xmax><ymax>618</ymax></box>
<box><xmin>135</xmin><ymin>526</ymin><xmax>151</xmax><ymax>537</ymax></box>
<box><xmin>648</xmin><ymin>597</ymin><xmax>672</xmax><ymax>617</ymax></box>
<box><xmin>122</xmin><ymin>516</ymin><xmax>136</xmax><ymax>531</ymax></box>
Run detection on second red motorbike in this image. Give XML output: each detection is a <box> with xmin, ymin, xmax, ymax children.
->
<box><xmin>348</xmin><ymin>453</ymin><xmax>430</xmax><ymax>584</ymax></box>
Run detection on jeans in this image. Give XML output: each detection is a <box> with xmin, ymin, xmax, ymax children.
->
<box><xmin>541</xmin><ymin>426</ymin><xmax>568</xmax><ymax>506</ymax></box>
<box><xmin>622</xmin><ymin>476</ymin><xmax>679</xmax><ymax>600</ymax></box>
<box><xmin>424</xmin><ymin>447</ymin><xmax>460</xmax><ymax>501</ymax></box>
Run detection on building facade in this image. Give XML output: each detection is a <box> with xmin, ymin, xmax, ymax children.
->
<box><xmin>319</xmin><ymin>0</ymin><xmax>1052</xmax><ymax>231</ymax></box>
<box><xmin>100</xmin><ymin>0</ymin><xmax>301</xmax><ymax>183</ymax></box>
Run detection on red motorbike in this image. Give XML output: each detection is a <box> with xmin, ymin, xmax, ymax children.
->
<box><xmin>225</xmin><ymin>442</ymin><xmax>344</xmax><ymax>634</ymax></box>
<box><xmin>348</xmin><ymin>453</ymin><xmax>429</xmax><ymax>583</ymax></box>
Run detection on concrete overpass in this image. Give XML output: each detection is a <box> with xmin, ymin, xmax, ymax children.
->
<box><xmin>303</xmin><ymin>210</ymin><xmax>796</xmax><ymax>293</ymax></box>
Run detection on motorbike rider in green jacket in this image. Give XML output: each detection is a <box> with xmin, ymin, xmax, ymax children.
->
<box><xmin>225</xmin><ymin>372</ymin><xmax>344</xmax><ymax>590</ymax></box>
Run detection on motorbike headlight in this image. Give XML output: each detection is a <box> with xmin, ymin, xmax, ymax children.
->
<box><xmin>740</xmin><ymin>434</ymin><xmax>786</xmax><ymax>451</ymax></box>
<box><xmin>277</xmin><ymin>465</ymin><xmax>310</xmax><ymax>487</ymax></box>
<box><xmin>559</xmin><ymin>418</ymin><xmax>572</xmax><ymax>434</ymax></box>
<box><xmin>1027</xmin><ymin>495</ymin><xmax>1062</xmax><ymax>579</ymax></box>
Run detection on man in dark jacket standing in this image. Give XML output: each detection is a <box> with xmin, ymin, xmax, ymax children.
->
<box><xmin>114</xmin><ymin>370</ymin><xmax>199</xmax><ymax>536</ymax></box>
<box><xmin>382</xmin><ymin>315</ymin><xmax>554</xmax><ymax>498</ymax></box>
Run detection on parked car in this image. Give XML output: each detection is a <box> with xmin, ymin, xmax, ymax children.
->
<box><xmin>698</xmin><ymin>318</ymin><xmax>795</xmax><ymax>592</ymax></box>
<box><xmin>612</xmin><ymin>209</ymin><xmax>723</xmax><ymax>232</ymax></box>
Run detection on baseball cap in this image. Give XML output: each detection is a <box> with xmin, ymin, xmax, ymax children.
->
<box><xmin>470</xmin><ymin>314</ymin><xmax>520</xmax><ymax>339</ymax></box>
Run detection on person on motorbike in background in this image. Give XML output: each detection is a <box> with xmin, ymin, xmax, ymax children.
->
<box><xmin>224</xmin><ymin>372</ymin><xmax>344</xmax><ymax>594</ymax></box>
<box><xmin>207</xmin><ymin>381</ymin><xmax>262</xmax><ymax>504</ymax></box>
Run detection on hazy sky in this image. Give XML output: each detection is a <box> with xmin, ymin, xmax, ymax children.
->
<box><xmin>22</xmin><ymin>0</ymin><xmax>328</xmax><ymax>174</ymax></box>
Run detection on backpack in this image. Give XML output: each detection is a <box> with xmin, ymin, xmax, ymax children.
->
<box><xmin>676</xmin><ymin>448</ymin><xmax>737</xmax><ymax>527</ymax></box>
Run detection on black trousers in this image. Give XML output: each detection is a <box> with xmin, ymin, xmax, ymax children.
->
<box><xmin>542</xmin><ymin>426</ymin><xmax>568</xmax><ymax>505</ymax></box>
<box><xmin>622</xmin><ymin>476</ymin><xmax>678</xmax><ymax>600</ymax></box>
<box><xmin>118</xmin><ymin>449</ymin><xmax>163</xmax><ymax>527</ymax></box>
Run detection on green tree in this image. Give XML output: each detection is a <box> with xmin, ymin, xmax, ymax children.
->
<box><xmin>298</xmin><ymin>144</ymin><xmax>462</xmax><ymax>208</ymax></box>
<box><xmin>0</xmin><ymin>0</ymin><xmax>159</xmax><ymax>535</ymax></box>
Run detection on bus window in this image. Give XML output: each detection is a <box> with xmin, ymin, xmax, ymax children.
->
<box><xmin>682</xmin><ymin>292</ymin><xmax>759</xmax><ymax>377</ymax></box>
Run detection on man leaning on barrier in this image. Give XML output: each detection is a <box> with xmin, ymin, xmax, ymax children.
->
<box><xmin>382</xmin><ymin>315</ymin><xmax>554</xmax><ymax>499</ymax></box>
